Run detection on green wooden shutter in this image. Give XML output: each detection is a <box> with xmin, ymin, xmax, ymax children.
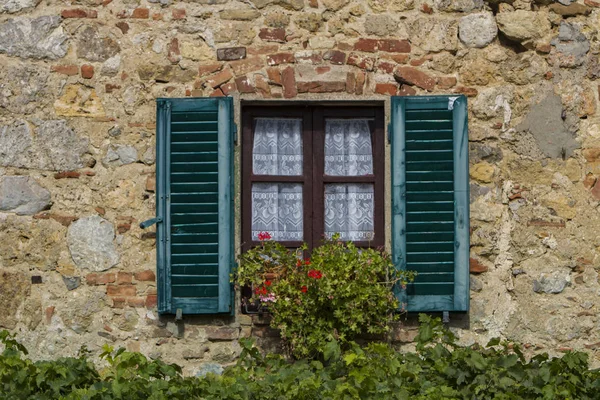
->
<box><xmin>155</xmin><ymin>97</ymin><xmax>234</xmax><ymax>315</ymax></box>
<box><xmin>391</xmin><ymin>95</ymin><xmax>469</xmax><ymax>312</ymax></box>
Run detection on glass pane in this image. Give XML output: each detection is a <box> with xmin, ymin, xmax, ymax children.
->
<box><xmin>252</xmin><ymin>183</ymin><xmax>303</xmax><ymax>241</ymax></box>
<box><xmin>324</xmin><ymin>184</ymin><xmax>374</xmax><ymax>241</ymax></box>
<box><xmin>252</xmin><ymin>118</ymin><xmax>303</xmax><ymax>176</ymax></box>
<box><xmin>325</xmin><ymin>119</ymin><xmax>373</xmax><ymax>176</ymax></box>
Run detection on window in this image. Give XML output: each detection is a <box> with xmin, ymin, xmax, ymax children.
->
<box><xmin>147</xmin><ymin>95</ymin><xmax>469</xmax><ymax>316</ymax></box>
<box><xmin>241</xmin><ymin>105</ymin><xmax>385</xmax><ymax>251</ymax></box>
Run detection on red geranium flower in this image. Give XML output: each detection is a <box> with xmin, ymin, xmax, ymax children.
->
<box><xmin>257</xmin><ymin>232</ymin><xmax>272</xmax><ymax>241</ymax></box>
<box><xmin>308</xmin><ymin>269</ymin><xmax>322</xmax><ymax>279</ymax></box>
<box><xmin>301</xmin><ymin>285</ymin><xmax>308</xmax><ymax>293</ymax></box>
<box><xmin>296</xmin><ymin>259</ymin><xmax>302</xmax><ymax>267</ymax></box>
<box><xmin>265</xmin><ymin>280</ymin><xmax>272</xmax><ymax>286</ymax></box>
<box><xmin>254</xmin><ymin>286</ymin><xmax>268</xmax><ymax>295</ymax></box>
<box><xmin>304</xmin><ymin>258</ymin><xmax>311</xmax><ymax>265</ymax></box>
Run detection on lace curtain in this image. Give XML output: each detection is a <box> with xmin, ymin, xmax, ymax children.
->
<box><xmin>325</xmin><ymin>119</ymin><xmax>373</xmax><ymax>176</ymax></box>
<box><xmin>324</xmin><ymin>184</ymin><xmax>374</xmax><ymax>241</ymax></box>
<box><xmin>252</xmin><ymin>118</ymin><xmax>302</xmax><ymax>176</ymax></box>
<box><xmin>251</xmin><ymin>183</ymin><xmax>303</xmax><ymax>241</ymax></box>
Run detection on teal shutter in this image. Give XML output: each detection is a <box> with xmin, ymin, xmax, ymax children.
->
<box><xmin>155</xmin><ymin>97</ymin><xmax>234</xmax><ymax>314</ymax></box>
<box><xmin>391</xmin><ymin>95</ymin><xmax>469</xmax><ymax>312</ymax></box>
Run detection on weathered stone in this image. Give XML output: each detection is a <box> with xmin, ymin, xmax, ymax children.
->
<box><xmin>436</xmin><ymin>0</ymin><xmax>483</xmax><ymax>12</ymax></box>
<box><xmin>470</xmin><ymin>162</ymin><xmax>495</xmax><ymax>183</ymax></box>
<box><xmin>0</xmin><ymin>16</ymin><xmax>68</xmax><ymax>59</ymax></box>
<box><xmin>265</xmin><ymin>12</ymin><xmax>290</xmax><ymax>28</ymax></box>
<box><xmin>551</xmin><ymin>22</ymin><xmax>590</xmax><ymax>68</ymax></box>
<box><xmin>364</xmin><ymin>15</ymin><xmax>397</xmax><ymax>37</ymax></box>
<box><xmin>180</xmin><ymin>41</ymin><xmax>214</xmax><ymax>61</ymax></box>
<box><xmin>516</xmin><ymin>93</ymin><xmax>579</xmax><ymax>159</ymax></box>
<box><xmin>219</xmin><ymin>9</ymin><xmax>260</xmax><ymax>20</ymax></box>
<box><xmin>62</xmin><ymin>276</ymin><xmax>81</xmax><ymax>291</ymax></box>
<box><xmin>0</xmin><ymin>176</ymin><xmax>51</xmax><ymax>215</ymax></box>
<box><xmin>0</xmin><ymin>120</ymin><xmax>88</xmax><ymax>171</ymax></box>
<box><xmin>496</xmin><ymin>11</ymin><xmax>550</xmax><ymax>45</ymax></box>
<box><xmin>0</xmin><ymin>271</ymin><xmax>30</xmax><ymax>329</ymax></box>
<box><xmin>470</xmin><ymin>183</ymin><xmax>491</xmax><ymax>203</ymax></box>
<box><xmin>1</xmin><ymin>0</ymin><xmax>40</xmax><ymax>13</ymax></box>
<box><xmin>101</xmin><ymin>55</ymin><xmax>121</xmax><ymax>76</ymax></box>
<box><xmin>294</xmin><ymin>13</ymin><xmax>323</xmax><ymax>32</ymax></box>
<box><xmin>76</xmin><ymin>26</ymin><xmax>120</xmax><ymax>62</ymax></box>
<box><xmin>533</xmin><ymin>272</ymin><xmax>570</xmax><ymax>294</ymax></box>
<box><xmin>195</xmin><ymin>363</ymin><xmax>224</xmax><ymax>377</ymax></box>
<box><xmin>59</xmin><ymin>291</ymin><xmax>106</xmax><ymax>333</ymax></box>
<box><xmin>393</xmin><ymin>66</ymin><xmax>436</xmax><ymax>91</ymax></box>
<box><xmin>389</xmin><ymin>0</ymin><xmax>415</xmax><ymax>11</ymax></box>
<box><xmin>102</xmin><ymin>145</ymin><xmax>138</xmax><ymax>167</ymax></box>
<box><xmin>217</xmin><ymin>47</ymin><xmax>246</xmax><ymax>61</ymax></box>
<box><xmin>67</xmin><ymin>216</ymin><xmax>120</xmax><ymax>272</ymax></box>
<box><xmin>459</xmin><ymin>13</ymin><xmax>497</xmax><ymax>48</ymax></box>
<box><xmin>470</xmin><ymin>276</ymin><xmax>483</xmax><ymax>292</ymax></box>
<box><xmin>54</xmin><ymin>84</ymin><xmax>106</xmax><ymax>118</ymax></box>
<box><xmin>548</xmin><ymin>3</ymin><xmax>591</xmax><ymax>16</ymax></box>
<box><xmin>322</xmin><ymin>0</ymin><xmax>349</xmax><ymax>10</ymax></box>
<box><xmin>409</xmin><ymin>18</ymin><xmax>458</xmax><ymax>52</ymax></box>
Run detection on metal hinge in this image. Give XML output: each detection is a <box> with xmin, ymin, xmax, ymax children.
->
<box><xmin>139</xmin><ymin>217</ymin><xmax>163</xmax><ymax>229</ymax></box>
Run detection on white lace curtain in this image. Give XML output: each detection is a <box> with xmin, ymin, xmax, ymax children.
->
<box><xmin>250</xmin><ymin>118</ymin><xmax>375</xmax><ymax>242</ymax></box>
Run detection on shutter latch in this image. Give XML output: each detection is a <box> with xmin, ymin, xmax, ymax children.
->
<box><xmin>139</xmin><ymin>217</ymin><xmax>163</xmax><ymax>229</ymax></box>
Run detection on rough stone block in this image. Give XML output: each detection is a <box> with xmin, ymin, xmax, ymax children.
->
<box><xmin>217</xmin><ymin>47</ymin><xmax>246</xmax><ymax>61</ymax></box>
<box><xmin>258</xmin><ymin>28</ymin><xmax>286</xmax><ymax>42</ymax></box>
<box><xmin>67</xmin><ymin>216</ymin><xmax>119</xmax><ymax>272</ymax></box>
<box><xmin>393</xmin><ymin>66</ymin><xmax>436</xmax><ymax>91</ymax></box>
<box><xmin>0</xmin><ymin>16</ymin><xmax>68</xmax><ymax>59</ymax></box>
<box><xmin>0</xmin><ymin>176</ymin><xmax>51</xmax><ymax>215</ymax></box>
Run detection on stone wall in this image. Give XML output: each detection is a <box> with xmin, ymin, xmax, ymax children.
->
<box><xmin>1</xmin><ymin>0</ymin><xmax>600</xmax><ymax>374</ymax></box>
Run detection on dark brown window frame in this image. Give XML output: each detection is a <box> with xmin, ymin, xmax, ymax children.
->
<box><xmin>241</xmin><ymin>104</ymin><xmax>385</xmax><ymax>252</ymax></box>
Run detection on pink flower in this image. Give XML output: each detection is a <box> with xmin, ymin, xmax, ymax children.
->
<box><xmin>257</xmin><ymin>232</ymin><xmax>272</xmax><ymax>241</ymax></box>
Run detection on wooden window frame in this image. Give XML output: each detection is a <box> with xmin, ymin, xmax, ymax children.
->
<box><xmin>242</xmin><ymin>104</ymin><xmax>385</xmax><ymax>252</ymax></box>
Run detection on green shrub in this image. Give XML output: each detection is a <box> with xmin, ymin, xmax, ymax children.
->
<box><xmin>2</xmin><ymin>316</ymin><xmax>600</xmax><ymax>399</ymax></box>
<box><xmin>235</xmin><ymin>234</ymin><xmax>416</xmax><ymax>358</ymax></box>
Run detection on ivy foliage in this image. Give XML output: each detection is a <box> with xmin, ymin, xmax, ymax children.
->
<box><xmin>2</xmin><ymin>315</ymin><xmax>600</xmax><ymax>399</ymax></box>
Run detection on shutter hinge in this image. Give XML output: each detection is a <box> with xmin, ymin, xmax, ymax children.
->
<box><xmin>175</xmin><ymin>308</ymin><xmax>183</xmax><ymax>321</ymax></box>
<box><xmin>387</xmin><ymin>123</ymin><xmax>392</xmax><ymax>144</ymax></box>
<box><xmin>139</xmin><ymin>217</ymin><xmax>163</xmax><ymax>229</ymax></box>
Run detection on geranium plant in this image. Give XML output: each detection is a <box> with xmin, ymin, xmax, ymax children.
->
<box><xmin>234</xmin><ymin>233</ymin><xmax>415</xmax><ymax>358</ymax></box>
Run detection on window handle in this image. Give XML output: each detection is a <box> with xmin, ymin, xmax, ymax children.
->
<box><xmin>139</xmin><ymin>217</ymin><xmax>163</xmax><ymax>229</ymax></box>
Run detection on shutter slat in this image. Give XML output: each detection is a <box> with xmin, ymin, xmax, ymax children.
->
<box><xmin>406</xmin><ymin>140</ymin><xmax>453</xmax><ymax>151</ymax></box>
<box><xmin>171</xmin><ymin>233</ymin><xmax>219</xmax><ymax>243</ymax></box>
<box><xmin>171</xmin><ymin>152</ymin><xmax>218</xmax><ymax>163</ymax></box>
<box><xmin>407</xmin><ymin>283</ymin><xmax>454</xmax><ymax>296</ymax></box>
<box><xmin>406</xmin><ymin>201</ymin><xmax>454</xmax><ymax>212</ymax></box>
<box><xmin>171</xmin><ymin>243</ymin><xmax>219</xmax><ymax>253</ymax></box>
<box><xmin>171</xmin><ymin>122</ymin><xmax>218</xmax><ymax>132</ymax></box>
<box><xmin>172</xmin><ymin>285</ymin><xmax>219</xmax><ymax>298</ymax></box>
<box><xmin>413</xmin><ymin>272</ymin><xmax>454</xmax><ymax>283</ymax></box>
<box><xmin>171</xmin><ymin>265</ymin><xmax>218</xmax><ymax>275</ymax></box>
<box><xmin>171</xmin><ymin>275</ymin><xmax>218</xmax><ymax>285</ymax></box>
<box><xmin>170</xmin><ymin>204</ymin><xmax>219</xmax><ymax>213</ymax></box>
<box><xmin>171</xmin><ymin>111</ymin><xmax>217</xmax><ymax>122</ymax></box>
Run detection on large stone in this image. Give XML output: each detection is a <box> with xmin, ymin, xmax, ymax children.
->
<box><xmin>1</xmin><ymin>0</ymin><xmax>40</xmax><ymax>13</ymax></box>
<box><xmin>0</xmin><ymin>120</ymin><xmax>88</xmax><ymax>171</ymax></box>
<box><xmin>67</xmin><ymin>216</ymin><xmax>120</xmax><ymax>272</ymax></box>
<box><xmin>0</xmin><ymin>16</ymin><xmax>68</xmax><ymax>59</ymax></box>
<box><xmin>102</xmin><ymin>145</ymin><xmax>138</xmax><ymax>167</ymax></box>
<box><xmin>459</xmin><ymin>13</ymin><xmax>497</xmax><ymax>48</ymax></box>
<box><xmin>179</xmin><ymin>41</ymin><xmax>214</xmax><ymax>61</ymax></box>
<box><xmin>59</xmin><ymin>291</ymin><xmax>105</xmax><ymax>333</ymax></box>
<box><xmin>364</xmin><ymin>15</ymin><xmax>397</xmax><ymax>36</ymax></box>
<box><xmin>76</xmin><ymin>26</ymin><xmax>120</xmax><ymax>62</ymax></box>
<box><xmin>533</xmin><ymin>272</ymin><xmax>570</xmax><ymax>294</ymax></box>
<box><xmin>409</xmin><ymin>18</ymin><xmax>458</xmax><ymax>52</ymax></box>
<box><xmin>54</xmin><ymin>84</ymin><xmax>106</xmax><ymax>118</ymax></box>
<box><xmin>0</xmin><ymin>271</ymin><xmax>30</xmax><ymax>329</ymax></box>
<box><xmin>322</xmin><ymin>0</ymin><xmax>349</xmax><ymax>10</ymax></box>
<box><xmin>496</xmin><ymin>11</ymin><xmax>551</xmax><ymax>45</ymax></box>
<box><xmin>551</xmin><ymin>22</ymin><xmax>590</xmax><ymax>68</ymax></box>
<box><xmin>0</xmin><ymin>64</ymin><xmax>50</xmax><ymax>115</ymax></box>
<box><xmin>0</xmin><ymin>176</ymin><xmax>51</xmax><ymax>215</ymax></box>
<box><xmin>219</xmin><ymin>9</ymin><xmax>260</xmax><ymax>20</ymax></box>
<box><xmin>516</xmin><ymin>93</ymin><xmax>579</xmax><ymax>159</ymax></box>
<box><xmin>436</xmin><ymin>0</ymin><xmax>483</xmax><ymax>11</ymax></box>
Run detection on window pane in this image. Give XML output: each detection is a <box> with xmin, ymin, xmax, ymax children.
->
<box><xmin>252</xmin><ymin>118</ymin><xmax>303</xmax><ymax>176</ymax></box>
<box><xmin>324</xmin><ymin>184</ymin><xmax>374</xmax><ymax>241</ymax></box>
<box><xmin>325</xmin><ymin>119</ymin><xmax>373</xmax><ymax>176</ymax></box>
<box><xmin>252</xmin><ymin>183</ymin><xmax>303</xmax><ymax>241</ymax></box>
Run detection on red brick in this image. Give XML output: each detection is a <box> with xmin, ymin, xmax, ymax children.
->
<box><xmin>297</xmin><ymin>81</ymin><xmax>346</xmax><ymax>93</ymax></box>
<box><xmin>117</xmin><ymin>223</ymin><xmax>131</xmax><ymax>234</ymax></box>
<box><xmin>393</xmin><ymin>66</ymin><xmax>435</xmax><ymax>91</ymax></box>
<box><xmin>375</xmin><ymin>83</ymin><xmax>398</xmax><ymax>95</ymax></box>
<box><xmin>454</xmin><ymin>86</ymin><xmax>478</xmax><ymax>97</ymax></box>
<box><xmin>295</xmin><ymin>51</ymin><xmax>322</xmax><ymax>64</ymax></box>
<box><xmin>398</xmin><ymin>84</ymin><xmax>417</xmax><ymax>96</ymax></box>
<box><xmin>266</xmin><ymin>67</ymin><xmax>282</xmax><ymax>85</ymax></box>
<box><xmin>127</xmin><ymin>297</ymin><xmax>146</xmax><ymax>307</ymax></box>
<box><xmin>235</xmin><ymin>76</ymin><xmax>255</xmax><ymax>93</ymax></box>
<box><xmin>117</xmin><ymin>272</ymin><xmax>132</xmax><ymax>285</ymax></box>
<box><xmin>315</xmin><ymin>66</ymin><xmax>331</xmax><ymax>74</ymax></box>
<box><xmin>469</xmin><ymin>258</ymin><xmax>488</xmax><ymax>274</ymax></box>
<box><xmin>230</xmin><ymin>56</ymin><xmax>263</xmax><ymax>76</ymax></box>
<box><xmin>54</xmin><ymin>171</ymin><xmax>80</xmax><ymax>179</ymax></box>
<box><xmin>255</xmin><ymin>75</ymin><xmax>271</xmax><ymax>97</ymax></box>
<box><xmin>323</xmin><ymin>50</ymin><xmax>346</xmax><ymax>65</ymax></box>
<box><xmin>410</xmin><ymin>57</ymin><xmax>429</xmax><ymax>67</ymax></box>
<box><xmin>379</xmin><ymin>39</ymin><xmax>410</xmax><ymax>53</ymax></box>
<box><xmin>132</xmin><ymin>7</ymin><xmax>149</xmax><ymax>19</ymax></box>
<box><xmin>354</xmin><ymin>38</ymin><xmax>379</xmax><ymax>52</ymax></box>
<box><xmin>210</xmin><ymin>88</ymin><xmax>225</xmax><ymax>97</ymax></box>
<box><xmin>389</xmin><ymin>54</ymin><xmax>409</xmax><ymax>64</ymax></box>
<box><xmin>355</xmin><ymin>71</ymin><xmax>365</xmax><ymax>95</ymax></box>
<box><xmin>309</xmin><ymin>0</ymin><xmax>318</xmax><ymax>7</ymax></box>
<box><xmin>591</xmin><ymin>179</ymin><xmax>600</xmax><ymax>200</ymax></box>
<box><xmin>172</xmin><ymin>8</ymin><xmax>186</xmax><ymax>19</ymax></box>
<box><xmin>347</xmin><ymin>53</ymin><xmax>375</xmax><ymax>71</ymax></box>
<box><xmin>536</xmin><ymin>43</ymin><xmax>551</xmax><ymax>53</ymax></box>
<box><xmin>81</xmin><ymin>64</ymin><xmax>94</xmax><ymax>79</ymax></box>
<box><xmin>152</xmin><ymin>13</ymin><xmax>163</xmax><ymax>21</ymax></box>
<box><xmin>583</xmin><ymin>148</ymin><xmax>600</xmax><ymax>162</ymax></box>
<box><xmin>97</xmin><ymin>273</ymin><xmax>116</xmax><ymax>285</ymax></box>
<box><xmin>145</xmin><ymin>294</ymin><xmax>158</xmax><ymax>308</ymax></box>
<box><xmin>266</xmin><ymin>52</ymin><xmax>295</xmax><ymax>66</ymax></box>
<box><xmin>51</xmin><ymin>65</ymin><xmax>79</xmax><ymax>76</ymax></box>
<box><xmin>259</xmin><ymin>28</ymin><xmax>286</xmax><ymax>43</ymax></box>
<box><xmin>583</xmin><ymin>173</ymin><xmax>597</xmax><ymax>189</ymax></box>
<box><xmin>585</xmin><ymin>0</ymin><xmax>600</xmax><ymax>7</ymax></box>
<box><xmin>116</xmin><ymin>21</ymin><xmax>129</xmax><ymax>34</ymax></box>
<box><xmin>111</xmin><ymin>297</ymin><xmax>127</xmax><ymax>308</ymax></box>
<box><xmin>221</xmin><ymin>82</ymin><xmax>237</xmax><ymax>95</ymax></box>
<box><xmin>205</xmin><ymin>69</ymin><xmax>233</xmax><ymax>88</ymax></box>
<box><xmin>377</xmin><ymin>61</ymin><xmax>395</xmax><ymax>74</ymax></box>
<box><xmin>421</xmin><ymin>3</ymin><xmax>433</xmax><ymax>13</ymax></box>
<box><xmin>281</xmin><ymin>66</ymin><xmax>297</xmax><ymax>98</ymax></box>
<box><xmin>145</xmin><ymin>175</ymin><xmax>155</xmax><ymax>192</ymax></box>
<box><xmin>45</xmin><ymin>306</ymin><xmax>55</xmax><ymax>324</ymax></box>
<box><xmin>107</xmin><ymin>285</ymin><xmax>136</xmax><ymax>296</ymax></box>
<box><xmin>135</xmin><ymin>270</ymin><xmax>156</xmax><ymax>282</ymax></box>
<box><xmin>86</xmin><ymin>273</ymin><xmax>98</xmax><ymax>285</ymax></box>
<box><xmin>346</xmin><ymin>72</ymin><xmax>356</xmax><ymax>94</ymax></box>
<box><xmin>105</xmin><ymin>83</ymin><xmax>121</xmax><ymax>93</ymax></box>
<box><xmin>199</xmin><ymin>63</ymin><xmax>222</xmax><ymax>77</ymax></box>
<box><xmin>32</xmin><ymin>212</ymin><xmax>78</xmax><ymax>227</ymax></box>
<box><xmin>437</xmin><ymin>76</ymin><xmax>457</xmax><ymax>89</ymax></box>
<box><xmin>61</xmin><ymin>9</ymin><xmax>98</xmax><ymax>18</ymax></box>
<box><xmin>248</xmin><ymin>45</ymin><xmax>279</xmax><ymax>55</ymax></box>
<box><xmin>168</xmin><ymin>38</ymin><xmax>181</xmax><ymax>64</ymax></box>
<box><xmin>95</xmin><ymin>207</ymin><xmax>106</xmax><ymax>216</ymax></box>
<box><xmin>337</xmin><ymin>42</ymin><xmax>352</xmax><ymax>51</ymax></box>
